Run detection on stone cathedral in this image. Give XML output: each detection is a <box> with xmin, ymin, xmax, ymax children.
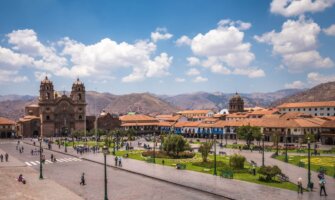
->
<box><xmin>39</xmin><ymin>76</ymin><xmax>87</xmax><ymax>137</ymax></box>
<box><xmin>17</xmin><ymin>76</ymin><xmax>87</xmax><ymax>137</ymax></box>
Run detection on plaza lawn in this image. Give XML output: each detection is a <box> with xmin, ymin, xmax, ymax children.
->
<box><xmin>275</xmin><ymin>155</ymin><xmax>335</xmax><ymax>176</ymax></box>
<box><xmin>114</xmin><ymin>150</ymin><xmax>299</xmax><ymax>191</ymax></box>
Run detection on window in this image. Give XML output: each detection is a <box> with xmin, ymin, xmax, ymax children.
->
<box><xmin>297</xmin><ymin>108</ymin><xmax>300</xmax><ymax>111</ymax></box>
<box><xmin>327</xmin><ymin>108</ymin><xmax>330</xmax><ymax>111</ymax></box>
<box><xmin>315</xmin><ymin>113</ymin><xmax>317</xmax><ymax>116</ymax></box>
<box><xmin>46</xmin><ymin>115</ymin><xmax>50</xmax><ymax>120</ymax></box>
<box><xmin>46</xmin><ymin>107</ymin><xmax>50</xmax><ymax>111</ymax></box>
<box><xmin>315</xmin><ymin>108</ymin><xmax>317</xmax><ymax>111</ymax></box>
<box><xmin>79</xmin><ymin>108</ymin><xmax>82</xmax><ymax>111</ymax></box>
<box><xmin>303</xmin><ymin>108</ymin><xmax>305</xmax><ymax>111</ymax></box>
<box><xmin>289</xmin><ymin>109</ymin><xmax>291</xmax><ymax>111</ymax></box>
<box><xmin>79</xmin><ymin>115</ymin><xmax>83</xmax><ymax>120</ymax></box>
<box><xmin>327</xmin><ymin>113</ymin><xmax>330</xmax><ymax>116</ymax></box>
<box><xmin>294</xmin><ymin>129</ymin><xmax>297</xmax><ymax>132</ymax></box>
<box><xmin>309</xmin><ymin>108</ymin><xmax>311</xmax><ymax>111</ymax></box>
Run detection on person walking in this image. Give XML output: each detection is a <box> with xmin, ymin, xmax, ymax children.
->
<box><xmin>297</xmin><ymin>177</ymin><xmax>303</xmax><ymax>194</ymax></box>
<box><xmin>51</xmin><ymin>154</ymin><xmax>54</xmax><ymax>162</ymax></box>
<box><xmin>5</xmin><ymin>153</ymin><xmax>8</xmax><ymax>162</ymax></box>
<box><xmin>118</xmin><ymin>156</ymin><xmax>122</xmax><ymax>167</ymax></box>
<box><xmin>319</xmin><ymin>177</ymin><xmax>327</xmax><ymax>196</ymax></box>
<box><xmin>0</xmin><ymin>154</ymin><xmax>3</xmax><ymax>162</ymax></box>
<box><xmin>80</xmin><ymin>173</ymin><xmax>86</xmax><ymax>185</ymax></box>
<box><xmin>114</xmin><ymin>156</ymin><xmax>118</xmax><ymax>166</ymax></box>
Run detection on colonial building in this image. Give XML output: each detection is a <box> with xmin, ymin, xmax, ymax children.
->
<box><xmin>278</xmin><ymin>101</ymin><xmax>335</xmax><ymax>117</ymax></box>
<box><xmin>228</xmin><ymin>92</ymin><xmax>244</xmax><ymax>113</ymax></box>
<box><xmin>120</xmin><ymin>114</ymin><xmax>159</xmax><ymax>134</ymax></box>
<box><xmin>97</xmin><ymin>110</ymin><xmax>121</xmax><ymax>133</ymax></box>
<box><xmin>177</xmin><ymin>110</ymin><xmax>214</xmax><ymax>121</ymax></box>
<box><xmin>18</xmin><ymin>77</ymin><xmax>87</xmax><ymax>137</ymax></box>
<box><xmin>0</xmin><ymin>117</ymin><xmax>16</xmax><ymax>138</ymax></box>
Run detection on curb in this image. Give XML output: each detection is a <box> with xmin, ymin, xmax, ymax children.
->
<box><xmin>22</xmin><ymin>141</ymin><xmax>235</xmax><ymax>200</ymax></box>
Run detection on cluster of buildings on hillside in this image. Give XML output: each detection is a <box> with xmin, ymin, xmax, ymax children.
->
<box><xmin>0</xmin><ymin>77</ymin><xmax>334</xmax><ymax>145</ymax></box>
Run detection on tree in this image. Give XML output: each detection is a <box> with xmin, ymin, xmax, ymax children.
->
<box><xmin>303</xmin><ymin>132</ymin><xmax>315</xmax><ymax>143</ymax></box>
<box><xmin>237</xmin><ymin>125</ymin><xmax>261</xmax><ymax>148</ymax></box>
<box><xmin>163</xmin><ymin>134</ymin><xmax>190</xmax><ymax>157</ymax></box>
<box><xmin>271</xmin><ymin>133</ymin><xmax>280</xmax><ymax>156</ymax></box>
<box><xmin>127</xmin><ymin>128</ymin><xmax>135</xmax><ymax>141</ymax></box>
<box><xmin>258</xmin><ymin>165</ymin><xmax>282</xmax><ymax>182</ymax></box>
<box><xmin>199</xmin><ymin>142</ymin><xmax>212</xmax><ymax>162</ymax></box>
<box><xmin>229</xmin><ymin>154</ymin><xmax>246</xmax><ymax>169</ymax></box>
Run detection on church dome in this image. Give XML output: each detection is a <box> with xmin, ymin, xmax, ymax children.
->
<box><xmin>41</xmin><ymin>76</ymin><xmax>52</xmax><ymax>84</ymax></box>
<box><xmin>73</xmin><ymin>78</ymin><xmax>83</xmax><ymax>85</ymax></box>
<box><xmin>230</xmin><ymin>92</ymin><xmax>243</xmax><ymax>102</ymax></box>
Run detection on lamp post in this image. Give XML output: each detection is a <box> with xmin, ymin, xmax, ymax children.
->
<box><xmin>213</xmin><ymin>134</ymin><xmax>217</xmax><ymax>176</ymax></box>
<box><xmin>284</xmin><ymin>133</ymin><xmax>288</xmax><ymax>162</ymax></box>
<box><xmin>307</xmin><ymin>137</ymin><xmax>312</xmax><ymax>191</ymax></box>
<box><xmin>153</xmin><ymin>132</ymin><xmax>156</xmax><ymax>163</ymax></box>
<box><xmin>39</xmin><ymin>137</ymin><xmax>43</xmax><ymax>179</ymax></box>
<box><xmin>262</xmin><ymin>133</ymin><xmax>265</xmax><ymax>167</ymax></box>
<box><xmin>102</xmin><ymin>146</ymin><xmax>109</xmax><ymax>200</ymax></box>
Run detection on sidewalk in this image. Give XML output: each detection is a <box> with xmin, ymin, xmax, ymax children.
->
<box><xmin>23</xmin><ymin>139</ymin><xmax>323</xmax><ymax>200</ymax></box>
<box><xmin>235</xmin><ymin>149</ymin><xmax>334</xmax><ymax>198</ymax></box>
<box><xmin>0</xmin><ymin>147</ymin><xmax>83</xmax><ymax>200</ymax></box>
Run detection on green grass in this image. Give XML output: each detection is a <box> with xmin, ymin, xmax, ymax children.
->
<box><xmin>113</xmin><ymin>150</ymin><xmax>299</xmax><ymax>191</ymax></box>
<box><xmin>275</xmin><ymin>155</ymin><xmax>335</xmax><ymax>176</ymax></box>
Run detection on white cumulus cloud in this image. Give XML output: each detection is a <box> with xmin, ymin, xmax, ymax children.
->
<box><xmin>0</xmin><ymin>69</ymin><xmax>28</xmax><ymax>83</ymax></box>
<box><xmin>178</xmin><ymin>20</ymin><xmax>264</xmax><ymax>78</ymax></box>
<box><xmin>270</xmin><ymin>0</ymin><xmax>335</xmax><ymax>17</ymax></box>
<box><xmin>151</xmin><ymin>28</ymin><xmax>173</xmax><ymax>43</ymax></box>
<box><xmin>285</xmin><ymin>80</ymin><xmax>305</xmax><ymax>89</ymax></box>
<box><xmin>193</xmin><ymin>76</ymin><xmax>208</xmax><ymax>83</ymax></box>
<box><xmin>255</xmin><ymin>16</ymin><xmax>333</xmax><ymax>72</ymax></box>
<box><xmin>186</xmin><ymin>68</ymin><xmax>200</xmax><ymax>76</ymax></box>
<box><xmin>324</xmin><ymin>24</ymin><xmax>335</xmax><ymax>36</ymax></box>
<box><xmin>307</xmin><ymin>72</ymin><xmax>335</xmax><ymax>85</ymax></box>
<box><xmin>176</xmin><ymin>35</ymin><xmax>192</xmax><ymax>46</ymax></box>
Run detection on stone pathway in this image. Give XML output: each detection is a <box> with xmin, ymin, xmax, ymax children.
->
<box><xmin>22</xmin><ymin>139</ymin><xmax>327</xmax><ymax>200</ymax></box>
<box><xmin>0</xmin><ymin>146</ymin><xmax>83</xmax><ymax>200</ymax></box>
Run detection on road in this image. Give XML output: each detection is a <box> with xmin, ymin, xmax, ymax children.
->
<box><xmin>0</xmin><ymin>141</ymin><xmax>225</xmax><ymax>200</ymax></box>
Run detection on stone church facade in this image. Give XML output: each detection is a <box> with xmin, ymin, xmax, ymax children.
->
<box><xmin>17</xmin><ymin>77</ymin><xmax>87</xmax><ymax>137</ymax></box>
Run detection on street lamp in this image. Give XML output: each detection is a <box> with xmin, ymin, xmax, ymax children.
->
<box><xmin>39</xmin><ymin>137</ymin><xmax>43</xmax><ymax>179</ymax></box>
<box><xmin>284</xmin><ymin>133</ymin><xmax>288</xmax><ymax>162</ymax></box>
<box><xmin>307</xmin><ymin>137</ymin><xmax>312</xmax><ymax>191</ymax></box>
<box><xmin>64</xmin><ymin>138</ymin><xmax>67</xmax><ymax>153</ymax></box>
<box><xmin>102</xmin><ymin>146</ymin><xmax>109</xmax><ymax>200</ymax></box>
<box><xmin>262</xmin><ymin>133</ymin><xmax>265</xmax><ymax>167</ymax></box>
<box><xmin>153</xmin><ymin>132</ymin><xmax>156</xmax><ymax>164</ymax></box>
<box><xmin>213</xmin><ymin>134</ymin><xmax>217</xmax><ymax>176</ymax></box>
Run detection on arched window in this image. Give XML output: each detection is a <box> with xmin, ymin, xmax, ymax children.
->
<box><xmin>79</xmin><ymin>115</ymin><xmax>82</xmax><ymax>120</ymax></box>
<box><xmin>78</xmin><ymin>93</ymin><xmax>82</xmax><ymax>100</ymax></box>
<box><xmin>46</xmin><ymin>92</ymin><xmax>50</xmax><ymax>99</ymax></box>
<box><xmin>46</xmin><ymin>115</ymin><xmax>50</xmax><ymax>120</ymax></box>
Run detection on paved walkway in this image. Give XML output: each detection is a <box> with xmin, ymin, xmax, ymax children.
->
<box><xmin>22</xmin><ymin>139</ymin><xmax>326</xmax><ymax>200</ymax></box>
<box><xmin>0</xmin><ymin>146</ymin><xmax>83</xmax><ymax>200</ymax></box>
<box><xmin>232</xmin><ymin>148</ymin><xmax>334</xmax><ymax>198</ymax></box>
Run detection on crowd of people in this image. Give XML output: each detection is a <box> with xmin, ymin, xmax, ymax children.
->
<box><xmin>0</xmin><ymin>153</ymin><xmax>9</xmax><ymax>162</ymax></box>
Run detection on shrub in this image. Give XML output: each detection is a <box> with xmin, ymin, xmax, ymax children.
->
<box><xmin>258</xmin><ymin>165</ymin><xmax>281</xmax><ymax>182</ymax></box>
<box><xmin>142</xmin><ymin>150</ymin><xmax>195</xmax><ymax>159</ymax></box>
<box><xmin>163</xmin><ymin>134</ymin><xmax>190</xmax><ymax>157</ymax></box>
<box><xmin>229</xmin><ymin>154</ymin><xmax>246</xmax><ymax>169</ymax></box>
<box><xmin>198</xmin><ymin>142</ymin><xmax>212</xmax><ymax>162</ymax></box>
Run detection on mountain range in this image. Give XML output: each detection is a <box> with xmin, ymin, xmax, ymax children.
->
<box><xmin>1</xmin><ymin>82</ymin><xmax>335</xmax><ymax>121</ymax></box>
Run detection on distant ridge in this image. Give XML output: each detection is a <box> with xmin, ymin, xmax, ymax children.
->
<box><xmin>272</xmin><ymin>82</ymin><xmax>335</xmax><ymax>107</ymax></box>
<box><xmin>0</xmin><ymin>88</ymin><xmax>304</xmax><ymax>120</ymax></box>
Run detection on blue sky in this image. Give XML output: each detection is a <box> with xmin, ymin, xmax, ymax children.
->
<box><xmin>0</xmin><ymin>0</ymin><xmax>335</xmax><ymax>95</ymax></box>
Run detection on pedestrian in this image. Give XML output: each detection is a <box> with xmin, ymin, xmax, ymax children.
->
<box><xmin>118</xmin><ymin>156</ymin><xmax>122</xmax><ymax>167</ymax></box>
<box><xmin>16</xmin><ymin>145</ymin><xmax>18</xmax><ymax>150</ymax></box>
<box><xmin>252</xmin><ymin>164</ymin><xmax>256</xmax><ymax>176</ymax></box>
<box><xmin>297</xmin><ymin>177</ymin><xmax>303</xmax><ymax>194</ymax></box>
<box><xmin>51</xmin><ymin>154</ymin><xmax>54</xmax><ymax>162</ymax></box>
<box><xmin>5</xmin><ymin>153</ymin><xmax>8</xmax><ymax>162</ymax></box>
<box><xmin>114</xmin><ymin>156</ymin><xmax>118</xmax><ymax>166</ymax></box>
<box><xmin>0</xmin><ymin>154</ymin><xmax>3</xmax><ymax>162</ymax></box>
<box><xmin>80</xmin><ymin>173</ymin><xmax>86</xmax><ymax>185</ymax></box>
<box><xmin>162</xmin><ymin>160</ymin><xmax>165</xmax><ymax>165</ymax></box>
<box><xmin>319</xmin><ymin>177</ymin><xmax>327</xmax><ymax>196</ymax></box>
